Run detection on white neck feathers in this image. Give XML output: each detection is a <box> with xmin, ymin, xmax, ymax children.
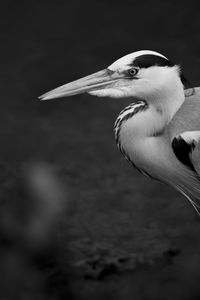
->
<box><xmin>145</xmin><ymin>66</ymin><xmax>185</xmax><ymax>123</ymax></box>
<box><xmin>116</xmin><ymin>67</ymin><xmax>185</xmax><ymax>148</ymax></box>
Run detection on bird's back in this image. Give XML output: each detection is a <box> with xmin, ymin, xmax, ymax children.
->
<box><xmin>168</xmin><ymin>87</ymin><xmax>200</xmax><ymax>138</ymax></box>
<box><xmin>165</xmin><ymin>87</ymin><xmax>200</xmax><ymax>214</ymax></box>
<box><xmin>167</xmin><ymin>87</ymin><xmax>200</xmax><ymax>173</ymax></box>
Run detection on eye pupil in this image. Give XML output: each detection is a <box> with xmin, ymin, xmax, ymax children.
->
<box><xmin>129</xmin><ymin>67</ymin><xmax>138</xmax><ymax>76</ymax></box>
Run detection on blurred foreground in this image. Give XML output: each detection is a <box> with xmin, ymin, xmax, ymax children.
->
<box><xmin>0</xmin><ymin>162</ymin><xmax>71</xmax><ymax>299</ymax></box>
<box><xmin>1</xmin><ymin>161</ymin><xmax>200</xmax><ymax>300</ymax></box>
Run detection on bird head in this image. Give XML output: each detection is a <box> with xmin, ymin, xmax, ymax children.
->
<box><xmin>39</xmin><ymin>50</ymin><xmax>183</xmax><ymax>101</ymax></box>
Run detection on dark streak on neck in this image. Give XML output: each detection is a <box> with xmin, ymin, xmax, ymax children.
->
<box><xmin>114</xmin><ymin>100</ymin><xmax>148</xmax><ymax>146</ymax></box>
<box><xmin>114</xmin><ymin>100</ymin><xmax>148</xmax><ymax>173</ymax></box>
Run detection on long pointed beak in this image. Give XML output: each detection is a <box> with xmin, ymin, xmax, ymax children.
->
<box><xmin>39</xmin><ymin>69</ymin><xmax>122</xmax><ymax>101</ymax></box>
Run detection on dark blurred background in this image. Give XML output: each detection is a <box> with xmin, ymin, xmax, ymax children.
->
<box><xmin>1</xmin><ymin>0</ymin><xmax>200</xmax><ymax>299</ymax></box>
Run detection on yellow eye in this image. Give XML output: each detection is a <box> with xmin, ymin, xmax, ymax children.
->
<box><xmin>128</xmin><ymin>67</ymin><xmax>139</xmax><ymax>77</ymax></box>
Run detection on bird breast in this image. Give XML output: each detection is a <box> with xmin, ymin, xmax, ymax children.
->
<box><xmin>114</xmin><ymin>101</ymin><xmax>170</xmax><ymax>176</ymax></box>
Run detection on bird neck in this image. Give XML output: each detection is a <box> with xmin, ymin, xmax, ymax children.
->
<box><xmin>116</xmin><ymin>74</ymin><xmax>185</xmax><ymax>146</ymax></box>
<box><xmin>117</xmin><ymin>103</ymin><xmax>164</xmax><ymax>147</ymax></box>
<box><xmin>145</xmin><ymin>68</ymin><xmax>185</xmax><ymax>125</ymax></box>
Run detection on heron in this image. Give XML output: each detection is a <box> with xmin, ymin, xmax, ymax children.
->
<box><xmin>39</xmin><ymin>50</ymin><xmax>200</xmax><ymax>215</ymax></box>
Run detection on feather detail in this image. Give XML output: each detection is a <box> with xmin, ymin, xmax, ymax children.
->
<box><xmin>153</xmin><ymin>155</ymin><xmax>200</xmax><ymax>215</ymax></box>
<box><xmin>168</xmin><ymin>87</ymin><xmax>200</xmax><ymax>137</ymax></box>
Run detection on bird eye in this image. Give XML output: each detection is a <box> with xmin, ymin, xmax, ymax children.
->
<box><xmin>128</xmin><ymin>67</ymin><xmax>139</xmax><ymax>77</ymax></box>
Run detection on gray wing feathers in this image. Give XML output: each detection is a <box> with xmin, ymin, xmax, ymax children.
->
<box><xmin>168</xmin><ymin>88</ymin><xmax>200</xmax><ymax>214</ymax></box>
<box><xmin>168</xmin><ymin>87</ymin><xmax>200</xmax><ymax>138</ymax></box>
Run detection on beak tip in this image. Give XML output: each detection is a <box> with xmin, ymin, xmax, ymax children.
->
<box><xmin>38</xmin><ymin>94</ymin><xmax>53</xmax><ymax>101</ymax></box>
<box><xmin>38</xmin><ymin>69</ymin><xmax>111</xmax><ymax>101</ymax></box>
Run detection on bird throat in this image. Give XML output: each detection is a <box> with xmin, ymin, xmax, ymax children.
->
<box><xmin>114</xmin><ymin>101</ymin><xmax>149</xmax><ymax>146</ymax></box>
<box><xmin>114</xmin><ymin>90</ymin><xmax>184</xmax><ymax>168</ymax></box>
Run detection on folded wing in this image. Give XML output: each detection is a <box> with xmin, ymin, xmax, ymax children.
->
<box><xmin>168</xmin><ymin>88</ymin><xmax>200</xmax><ymax>214</ymax></box>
